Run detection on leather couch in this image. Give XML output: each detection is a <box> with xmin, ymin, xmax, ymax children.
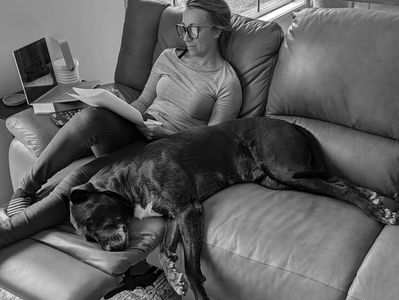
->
<box><xmin>2</xmin><ymin>0</ymin><xmax>399</xmax><ymax>299</ymax></box>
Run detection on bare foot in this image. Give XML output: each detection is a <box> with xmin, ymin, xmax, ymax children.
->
<box><xmin>160</xmin><ymin>254</ymin><xmax>188</xmax><ymax>296</ymax></box>
<box><xmin>0</xmin><ymin>208</ymin><xmax>9</xmax><ymax>223</ymax></box>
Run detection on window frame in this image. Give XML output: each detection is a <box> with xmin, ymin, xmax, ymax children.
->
<box><xmin>241</xmin><ymin>0</ymin><xmax>294</xmax><ymax>18</ymax></box>
<box><xmin>168</xmin><ymin>0</ymin><xmax>299</xmax><ymax>18</ymax></box>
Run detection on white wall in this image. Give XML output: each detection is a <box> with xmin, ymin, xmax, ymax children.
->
<box><xmin>0</xmin><ymin>0</ymin><xmax>126</xmax><ymax>99</ymax></box>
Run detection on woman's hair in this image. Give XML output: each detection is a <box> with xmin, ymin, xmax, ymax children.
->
<box><xmin>184</xmin><ymin>0</ymin><xmax>231</xmax><ymax>32</ymax></box>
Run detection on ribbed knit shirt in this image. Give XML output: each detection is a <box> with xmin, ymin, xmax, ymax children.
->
<box><xmin>131</xmin><ymin>48</ymin><xmax>242</xmax><ymax>132</ymax></box>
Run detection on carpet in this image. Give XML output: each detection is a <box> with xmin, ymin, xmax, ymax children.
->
<box><xmin>103</xmin><ymin>272</ymin><xmax>182</xmax><ymax>300</ymax></box>
<box><xmin>0</xmin><ymin>271</ymin><xmax>181</xmax><ymax>300</ymax></box>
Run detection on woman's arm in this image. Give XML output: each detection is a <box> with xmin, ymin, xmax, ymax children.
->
<box><xmin>207</xmin><ymin>77</ymin><xmax>242</xmax><ymax>126</ymax></box>
<box><xmin>130</xmin><ymin>55</ymin><xmax>164</xmax><ymax>114</ymax></box>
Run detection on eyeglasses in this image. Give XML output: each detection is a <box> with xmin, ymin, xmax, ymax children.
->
<box><xmin>176</xmin><ymin>23</ymin><xmax>214</xmax><ymax>39</ymax></box>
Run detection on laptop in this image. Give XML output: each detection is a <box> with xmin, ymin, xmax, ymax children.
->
<box><xmin>12</xmin><ymin>37</ymin><xmax>99</xmax><ymax>105</ymax></box>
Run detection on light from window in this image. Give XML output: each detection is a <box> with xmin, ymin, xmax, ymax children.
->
<box><xmin>165</xmin><ymin>0</ymin><xmax>294</xmax><ymax>17</ymax></box>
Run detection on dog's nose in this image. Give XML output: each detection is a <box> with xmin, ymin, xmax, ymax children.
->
<box><xmin>122</xmin><ymin>225</ymin><xmax>128</xmax><ymax>233</ymax></box>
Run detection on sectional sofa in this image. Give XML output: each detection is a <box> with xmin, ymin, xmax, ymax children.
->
<box><xmin>1</xmin><ymin>0</ymin><xmax>399</xmax><ymax>299</ymax></box>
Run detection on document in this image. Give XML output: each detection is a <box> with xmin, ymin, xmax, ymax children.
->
<box><xmin>68</xmin><ymin>88</ymin><xmax>145</xmax><ymax>125</ymax></box>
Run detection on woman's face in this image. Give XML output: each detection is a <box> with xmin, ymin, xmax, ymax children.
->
<box><xmin>181</xmin><ymin>8</ymin><xmax>220</xmax><ymax>58</ymax></box>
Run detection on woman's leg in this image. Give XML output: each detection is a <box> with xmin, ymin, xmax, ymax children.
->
<box><xmin>7</xmin><ymin>107</ymin><xmax>143</xmax><ymax>216</ymax></box>
<box><xmin>0</xmin><ymin>154</ymin><xmax>115</xmax><ymax>248</ymax></box>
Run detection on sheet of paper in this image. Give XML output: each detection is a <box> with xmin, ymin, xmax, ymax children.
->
<box><xmin>68</xmin><ymin>88</ymin><xmax>144</xmax><ymax>125</ymax></box>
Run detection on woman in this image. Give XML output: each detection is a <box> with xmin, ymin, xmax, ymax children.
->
<box><xmin>0</xmin><ymin>0</ymin><xmax>241</xmax><ymax>247</ymax></box>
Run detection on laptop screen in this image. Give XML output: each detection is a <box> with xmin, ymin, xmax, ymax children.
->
<box><xmin>13</xmin><ymin>38</ymin><xmax>57</xmax><ymax>104</ymax></box>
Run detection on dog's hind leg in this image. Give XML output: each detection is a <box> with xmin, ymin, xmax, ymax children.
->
<box><xmin>159</xmin><ymin>218</ymin><xmax>188</xmax><ymax>296</ymax></box>
<box><xmin>178</xmin><ymin>203</ymin><xmax>209</xmax><ymax>300</ymax></box>
<box><xmin>282</xmin><ymin>175</ymin><xmax>399</xmax><ymax>225</ymax></box>
<box><xmin>257</xmin><ymin>175</ymin><xmax>290</xmax><ymax>190</ymax></box>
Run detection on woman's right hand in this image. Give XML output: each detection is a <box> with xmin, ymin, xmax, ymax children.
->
<box><xmin>136</xmin><ymin>123</ymin><xmax>174</xmax><ymax>141</ymax></box>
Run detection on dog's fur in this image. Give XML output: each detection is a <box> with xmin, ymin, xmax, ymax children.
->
<box><xmin>69</xmin><ymin>117</ymin><xmax>398</xmax><ymax>300</ymax></box>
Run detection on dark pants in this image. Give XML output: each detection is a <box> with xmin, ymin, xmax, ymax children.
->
<box><xmin>0</xmin><ymin>107</ymin><xmax>147</xmax><ymax>248</ymax></box>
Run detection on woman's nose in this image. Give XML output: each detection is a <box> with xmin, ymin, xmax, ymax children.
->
<box><xmin>183</xmin><ymin>31</ymin><xmax>192</xmax><ymax>41</ymax></box>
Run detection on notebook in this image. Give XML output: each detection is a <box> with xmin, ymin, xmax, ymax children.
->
<box><xmin>12</xmin><ymin>37</ymin><xmax>99</xmax><ymax>105</ymax></box>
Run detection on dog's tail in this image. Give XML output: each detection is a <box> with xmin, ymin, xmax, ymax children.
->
<box><xmin>293</xmin><ymin>170</ymin><xmax>330</xmax><ymax>180</ymax></box>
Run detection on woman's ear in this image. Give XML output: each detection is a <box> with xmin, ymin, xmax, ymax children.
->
<box><xmin>213</xmin><ymin>27</ymin><xmax>222</xmax><ymax>39</ymax></box>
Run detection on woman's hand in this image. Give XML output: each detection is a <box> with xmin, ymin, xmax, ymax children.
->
<box><xmin>136</xmin><ymin>123</ymin><xmax>175</xmax><ymax>141</ymax></box>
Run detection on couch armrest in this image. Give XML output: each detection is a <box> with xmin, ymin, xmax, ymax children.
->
<box><xmin>6</xmin><ymin>108</ymin><xmax>60</xmax><ymax>158</ymax></box>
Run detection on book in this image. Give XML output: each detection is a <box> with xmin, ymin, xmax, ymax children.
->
<box><xmin>68</xmin><ymin>88</ymin><xmax>147</xmax><ymax>125</ymax></box>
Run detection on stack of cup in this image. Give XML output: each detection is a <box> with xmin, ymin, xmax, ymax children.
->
<box><xmin>53</xmin><ymin>58</ymin><xmax>81</xmax><ymax>84</ymax></box>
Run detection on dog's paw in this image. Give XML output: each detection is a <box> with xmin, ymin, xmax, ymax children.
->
<box><xmin>372</xmin><ymin>204</ymin><xmax>399</xmax><ymax>225</ymax></box>
<box><xmin>160</xmin><ymin>254</ymin><xmax>188</xmax><ymax>296</ymax></box>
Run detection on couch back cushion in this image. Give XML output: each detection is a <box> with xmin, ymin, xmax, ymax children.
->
<box><xmin>267</xmin><ymin>8</ymin><xmax>399</xmax><ymax>196</ymax></box>
<box><xmin>114</xmin><ymin>0</ymin><xmax>169</xmax><ymax>91</ymax></box>
<box><xmin>152</xmin><ymin>6</ymin><xmax>284</xmax><ymax>118</ymax></box>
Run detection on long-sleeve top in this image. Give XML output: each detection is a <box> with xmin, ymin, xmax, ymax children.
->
<box><xmin>131</xmin><ymin>48</ymin><xmax>242</xmax><ymax>132</ymax></box>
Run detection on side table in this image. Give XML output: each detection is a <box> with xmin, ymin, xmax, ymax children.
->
<box><xmin>0</xmin><ymin>98</ymin><xmax>29</xmax><ymax>205</ymax></box>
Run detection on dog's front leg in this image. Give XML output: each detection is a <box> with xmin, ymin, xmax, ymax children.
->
<box><xmin>159</xmin><ymin>217</ymin><xmax>188</xmax><ymax>296</ymax></box>
<box><xmin>178</xmin><ymin>203</ymin><xmax>209</xmax><ymax>300</ymax></box>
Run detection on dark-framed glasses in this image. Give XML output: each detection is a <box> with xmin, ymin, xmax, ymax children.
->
<box><xmin>176</xmin><ymin>23</ymin><xmax>214</xmax><ymax>39</ymax></box>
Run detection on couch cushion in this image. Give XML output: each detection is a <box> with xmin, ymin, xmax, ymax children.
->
<box><xmin>31</xmin><ymin>217</ymin><xmax>164</xmax><ymax>276</ymax></box>
<box><xmin>347</xmin><ymin>226</ymin><xmax>399</xmax><ymax>300</ymax></box>
<box><xmin>199</xmin><ymin>184</ymin><xmax>383</xmax><ymax>300</ymax></box>
<box><xmin>267</xmin><ymin>8</ymin><xmax>399</xmax><ymax>139</ymax></box>
<box><xmin>153</xmin><ymin>6</ymin><xmax>283</xmax><ymax>118</ymax></box>
<box><xmin>0</xmin><ymin>239</ymin><xmax>116</xmax><ymax>300</ymax></box>
<box><xmin>267</xmin><ymin>8</ymin><xmax>399</xmax><ymax>196</ymax></box>
<box><xmin>114</xmin><ymin>0</ymin><xmax>169</xmax><ymax>91</ymax></box>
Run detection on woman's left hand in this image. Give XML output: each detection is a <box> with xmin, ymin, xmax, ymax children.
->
<box><xmin>136</xmin><ymin>123</ymin><xmax>173</xmax><ymax>140</ymax></box>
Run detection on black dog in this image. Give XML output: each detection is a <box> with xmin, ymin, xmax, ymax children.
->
<box><xmin>69</xmin><ymin>117</ymin><xmax>398</xmax><ymax>300</ymax></box>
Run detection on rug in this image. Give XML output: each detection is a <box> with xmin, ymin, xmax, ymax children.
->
<box><xmin>103</xmin><ymin>272</ymin><xmax>181</xmax><ymax>300</ymax></box>
<box><xmin>0</xmin><ymin>271</ymin><xmax>181</xmax><ymax>300</ymax></box>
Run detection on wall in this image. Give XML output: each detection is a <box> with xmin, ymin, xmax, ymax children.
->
<box><xmin>0</xmin><ymin>0</ymin><xmax>126</xmax><ymax>99</ymax></box>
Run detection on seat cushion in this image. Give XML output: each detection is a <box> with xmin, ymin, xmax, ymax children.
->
<box><xmin>32</xmin><ymin>217</ymin><xmax>164</xmax><ymax>276</ymax></box>
<box><xmin>0</xmin><ymin>239</ymin><xmax>116</xmax><ymax>300</ymax></box>
<box><xmin>198</xmin><ymin>184</ymin><xmax>383</xmax><ymax>300</ymax></box>
<box><xmin>348</xmin><ymin>226</ymin><xmax>399</xmax><ymax>300</ymax></box>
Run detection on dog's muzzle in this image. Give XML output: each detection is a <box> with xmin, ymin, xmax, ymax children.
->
<box><xmin>100</xmin><ymin>225</ymin><xmax>129</xmax><ymax>251</ymax></box>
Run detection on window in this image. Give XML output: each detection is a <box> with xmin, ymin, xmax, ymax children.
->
<box><xmin>165</xmin><ymin>0</ymin><xmax>295</xmax><ymax>17</ymax></box>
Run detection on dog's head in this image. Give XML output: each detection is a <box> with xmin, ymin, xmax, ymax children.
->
<box><xmin>69</xmin><ymin>182</ymin><xmax>132</xmax><ymax>251</ymax></box>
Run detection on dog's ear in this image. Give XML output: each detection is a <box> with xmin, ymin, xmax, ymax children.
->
<box><xmin>70</xmin><ymin>182</ymin><xmax>95</xmax><ymax>204</ymax></box>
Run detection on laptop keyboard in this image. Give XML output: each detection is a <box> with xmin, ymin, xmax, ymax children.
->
<box><xmin>49</xmin><ymin>108</ymin><xmax>84</xmax><ymax>127</ymax></box>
